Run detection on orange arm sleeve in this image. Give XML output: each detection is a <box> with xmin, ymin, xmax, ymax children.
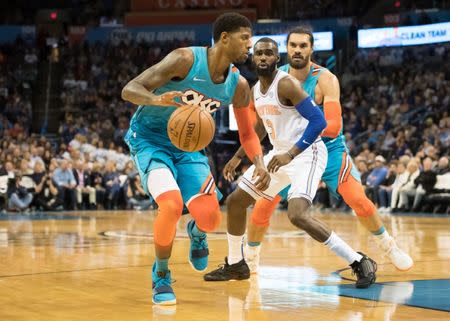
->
<box><xmin>322</xmin><ymin>101</ymin><xmax>342</xmax><ymax>138</ymax></box>
<box><xmin>233</xmin><ymin>101</ymin><xmax>262</xmax><ymax>162</ymax></box>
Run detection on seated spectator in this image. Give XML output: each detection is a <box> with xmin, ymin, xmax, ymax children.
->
<box><xmin>73</xmin><ymin>160</ymin><xmax>96</xmax><ymax>210</ymax></box>
<box><xmin>365</xmin><ymin>155</ymin><xmax>388</xmax><ymax>205</ymax></box>
<box><xmin>402</xmin><ymin>157</ymin><xmax>437</xmax><ymax>212</ymax></box>
<box><xmin>91</xmin><ymin>162</ymin><xmax>105</xmax><ymax>209</ymax></box>
<box><xmin>0</xmin><ymin>161</ymin><xmax>15</xmax><ymax>177</ymax></box>
<box><xmin>53</xmin><ymin>159</ymin><xmax>77</xmax><ymax>210</ymax></box>
<box><xmin>378</xmin><ymin>161</ymin><xmax>397</xmax><ymax>212</ymax></box>
<box><xmin>396</xmin><ymin>160</ymin><xmax>421</xmax><ymax>211</ymax></box>
<box><xmin>31</xmin><ymin>162</ymin><xmax>60</xmax><ymax>211</ymax></box>
<box><xmin>356</xmin><ymin>159</ymin><xmax>370</xmax><ymax>185</ymax></box>
<box><xmin>435</xmin><ymin>156</ymin><xmax>449</xmax><ymax>175</ymax></box>
<box><xmin>7</xmin><ymin>172</ymin><xmax>33</xmax><ymax>212</ymax></box>
<box><xmin>102</xmin><ymin>160</ymin><xmax>124</xmax><ymax>210</ymax></box>
<box><xmin>388</xmin><ymin>160</ymin><xmax>408</xmax><ymax>212</ymax></box>
<box><xmin>127</xmin><ymin>174</ymin><xmax>152</xmax><ymax>210</ymax></box>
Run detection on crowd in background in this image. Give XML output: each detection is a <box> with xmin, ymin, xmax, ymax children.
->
<box><xmin>0</xmin><ymin>34</ymin><xmax>449</xmax><ymax>213</ymax></box>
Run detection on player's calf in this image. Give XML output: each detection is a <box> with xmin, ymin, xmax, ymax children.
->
<box><xmin>186</xmin><ymin>194</ymin><xmax>222</xmax><ymax>272</ymax></box>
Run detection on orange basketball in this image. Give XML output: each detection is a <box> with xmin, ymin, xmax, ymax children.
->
<box><xmin>167</xmin><ymin>105</ymin><xmax>215</xmax><ymax>152</ymax></box>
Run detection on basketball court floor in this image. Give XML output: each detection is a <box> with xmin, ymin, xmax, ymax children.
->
<box><xmin>0</xmin><ymin>208</ymin><xmax>449</xmax><ymax>321</ymax></box>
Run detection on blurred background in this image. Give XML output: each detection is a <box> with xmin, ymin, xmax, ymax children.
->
<box><xmin>0</xmin><ymin>0</ymin><xmax>448</xmax><ymax>214</ymax></box>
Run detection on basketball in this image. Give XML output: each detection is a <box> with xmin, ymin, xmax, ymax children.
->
<box><xmin>167</xmin><ymin>104</ymin><xmax>215</xmax><ymax>152</ymax></box>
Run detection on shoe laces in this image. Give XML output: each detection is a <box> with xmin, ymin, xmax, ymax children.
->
<box><xmin>380</xmin><ymin>238</ymin><xmax>399</xmax><ymax>256</ymax></box>
<box><xmin>194</xmin><ymin>235</ymin><xmax>207</xmax><ymax>249</ymax></box>
<box><xmin>351</xmin><ymin>257</ymin><xmax>377</xmax><ymax>278</ymax></box>
<box><xmin>154</xmin><ymin>270</ymin><xmax>172</xmax><ymax>288</ymax></box>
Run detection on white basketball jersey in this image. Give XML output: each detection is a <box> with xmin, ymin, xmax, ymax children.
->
<box><xmin>253</xmin><ymin>70</ymin><xmax>310</xmax><ymax>151</ymax></box>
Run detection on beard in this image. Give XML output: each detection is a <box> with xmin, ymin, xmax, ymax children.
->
<box><xmin>288</xmin><ymin>53</ymin><xmax>310</xmax><ymax>69</ymax></box>
<box><xmin>254</xmin><ymin>61</ymin><xmax>277</xmax><ymax>76</ymax></box>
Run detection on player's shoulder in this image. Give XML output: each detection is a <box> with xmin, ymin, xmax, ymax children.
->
<box><xmin>315</xmin><ymin>64</ymin><xmax>338</xmax><ymax>82</ymax></box>
<box><xmin>236</xmin><ymin>74</ymin><xmax>250</xmax><ymax>89</ymax></box>
<box><xmin>168</xmin><ymin>47</ymin><xmax>195</xmax><ymax>66</ymax></box>
<box><xmin>278</xmin><ymin>71</ymin><xmax>300</xmax><ymax>88</ymax></box>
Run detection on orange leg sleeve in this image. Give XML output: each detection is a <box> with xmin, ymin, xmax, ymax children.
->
<box><xmin>251</xmin><ymin>195</ymin><xmax>282</xmax><ymax>227</ymax></box>
<box><xmin>338</xmin><ymin>175</ymin><xmax>376</xmax><ymax>217</ymax></box>
<box><xmin>187</xmin><ymin>193</ymin><xmax>222</xmax><ymax>232</ymax></box>
<box><xmin>154</xmin><ymin>190</ymin><xmax>184</xmax><ymax>247</ymax></box>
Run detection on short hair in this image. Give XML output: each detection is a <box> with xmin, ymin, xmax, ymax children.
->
<box><xmin>254</xmin><ymin>37</ymin><xmax>279</xmax><ymax>54</ymax></box>
<box><xmin>212</xmin><ymin>12</ymin><xmax>252</xmax><ymax>42</ymax></box>
<box><xmin>255</xmin><ymin>37</ymin><xmax>278</xmax><ymax>48</ymax></box>
<box><xmin>287</xmin><ymin>26</ymin><xmax>314</xmax><ymax>47</ymax></box>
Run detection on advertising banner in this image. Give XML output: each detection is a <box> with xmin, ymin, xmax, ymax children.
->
<box><xmin>358</xmin><ymin>22</ymin><xmax>450</xmax><ymax>48</ymax></box>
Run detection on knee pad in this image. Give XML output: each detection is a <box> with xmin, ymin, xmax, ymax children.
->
<box><xmin>153</xmin><ymin>190</ymin><xmax>184</xmax><ymax>247</ymax></box>
<box><xmin>251</xmin><ymin>195</ymin><xmax>281</xmax><ymax>227</ymax></box>
<box><xmin>188</xmin><ymin>193</ymin><xmax>221</xmax><ymax>232</ymax></box>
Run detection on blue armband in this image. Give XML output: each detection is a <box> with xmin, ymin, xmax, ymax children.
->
<box><xmin>294</xmin><ymin>96</ymin><xmax>327</xmax><ymax>151</ymax></box>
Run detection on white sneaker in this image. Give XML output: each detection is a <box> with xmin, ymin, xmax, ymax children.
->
<box><xmin>378</xmin><ymin>237</ymin><xmax>413</xmax><ymax>271</ymax></box>
<box><xmin>244</xmin><ymin>245</ymin><xmax>260</xmax><ymax>274</ymax></box>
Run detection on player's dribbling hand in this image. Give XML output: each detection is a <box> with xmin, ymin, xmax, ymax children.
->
<box><xmin>155</xmin><ymin>91</ymin><xmax>184</xmax><ymax>107</ymax></box>
<box><xmin>223</xmin><ymin>156</ymin><xmax>242</xmax><ymax>182</ymax></box>
<box><xmin>252</xmin><ymin>165</ymin><xmax>271</xmax><ymax>191</ymax></box>
<box><xmin>267</xmin><ymin>153</ymin><xmax>292</xmax><ymax>173</ymax></box>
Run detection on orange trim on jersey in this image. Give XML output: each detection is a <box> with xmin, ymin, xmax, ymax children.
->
<box><xmin>338</xmin><ymin>152</ymin><xmax>352</xmax><ymax>185</ymax></box>
<box><xmin>200</xmin><ymin>174</ymin><xmax>215</xmax><ymax>195</ymax></box>
<box><xmin>232</xmin><ymin>66</ymin><xmax>239</xmax><ymax>73</ymax></box>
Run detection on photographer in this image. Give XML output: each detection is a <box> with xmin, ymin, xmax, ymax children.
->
<box><xmin>7</xmin><ymin>172</ymin><xmax>33</xmax><ymax>212</ymax></box>
<box><xmin>127</xmin><ymin>173</ymin><xmax>152</xmax><ymax>211</ymax></box>
<box><xmin>31</xmin><ymin>162</ymin><xmax>60</xmax><ymax>211</ymax></box>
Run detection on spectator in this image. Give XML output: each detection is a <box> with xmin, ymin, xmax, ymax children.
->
<box><xmin>402</xmin><ymin>157</ymin><xmax>437</xmax><ymax>212</ymax></box>
<box><xmin>435</xmin><ymin>156</ymin><xmax>449</xmax><ymax>175</ymax></box>
<box><xmin>378</xmin><ymin>161</ymin><xmax>397</xmax><ymax>212</ymax></box>
<box><xmin>356</xmin><ymin>159</ymin><xmax>370</xmax><ymax>185</ymax></box>
<box><xmin>91</xmin><ymin>162</ymin><xmax>105</xmax><ymax>209</ymax></box>
<box><xmin>102</xmin><ymin>160</ymin><xmax>123</xmax><ymax>210</ymax></box>
<box><xmin>396</xmin><ymin>160</ymin><xmax>421</xmax><ymax>211</ymax></box>
<box><xmin>127</xmin><ymin>174</ymin><xmax>152</xmax><ymax>210</ymax></box>
<box><xmin>53</xmin><ymin>159</ymin><xmax>77</xmax><ymax>210</ymax></box>
<box><xmin>73</xmin><ymin>160</ymin><xmax>96</xmax><ymax>210</ymax></box>
<box><xmin>7</xmin><ymin>173</ymin><xmax>33</xmax><ymax>212</ymax></box>
<box><xmin>365</xmin><ymin>155</ymin><xmax>388</xmax><ymax>204</ymax></box>
<box><xmin>31</xmin><ymin>162</ymin><xmax>60</xmax><ymax>211</ymax></box>
<box><xmin>0</xmin><ymin>161</ymin><xmax>15</xmax><ymax>177</ymax></box>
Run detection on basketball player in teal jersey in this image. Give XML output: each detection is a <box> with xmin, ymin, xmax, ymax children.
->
<box><xmin>121</xmin><ymin>13</ymin><xmax>270</xmax><ymax>305</ymax></box>
<box><xmin>222</xmin><ymin>27</ymin><xmax>413</xmax><ymax>275</ymax></box>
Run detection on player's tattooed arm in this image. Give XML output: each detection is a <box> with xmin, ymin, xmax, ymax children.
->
<box><xmin>121</xmin><ymin>47</ymin><xmax>193</xmax><ymax>107</ymax></box>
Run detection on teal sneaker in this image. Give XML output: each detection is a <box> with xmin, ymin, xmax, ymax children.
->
<box><xmin>186</xmin><ymin>220</ymin><xmax>209</xmax><ymax>272</ymax></box>
<box><xmin>152</xmin><ymin>263</ymin><xmax>176</xmax><ymax>305</ymax></box>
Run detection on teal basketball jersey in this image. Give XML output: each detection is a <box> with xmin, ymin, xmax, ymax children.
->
<box><xmin>279</xmin><ymin>63</ymin><xmax>346</xmax><ymax>152</ymax></box>
<box><xmin>129</xmin><ymin>46</ymin><xmax>240</xmax><ymax>151</ymax></box>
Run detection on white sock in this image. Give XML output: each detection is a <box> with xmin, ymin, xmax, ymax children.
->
<box><xmin>246</xmin><ymin>243</ymin><xmax>261</xmax><ymax>257</ymax></box>
<box><xmin>324</xmin><ymin>231</ymin><xmax>363</xmax><ymax>264</ymax></box>
<box><xmin>227</xmin><ymin>233</ymin><xmax>244</xmax><ymax>264</ymax></box>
